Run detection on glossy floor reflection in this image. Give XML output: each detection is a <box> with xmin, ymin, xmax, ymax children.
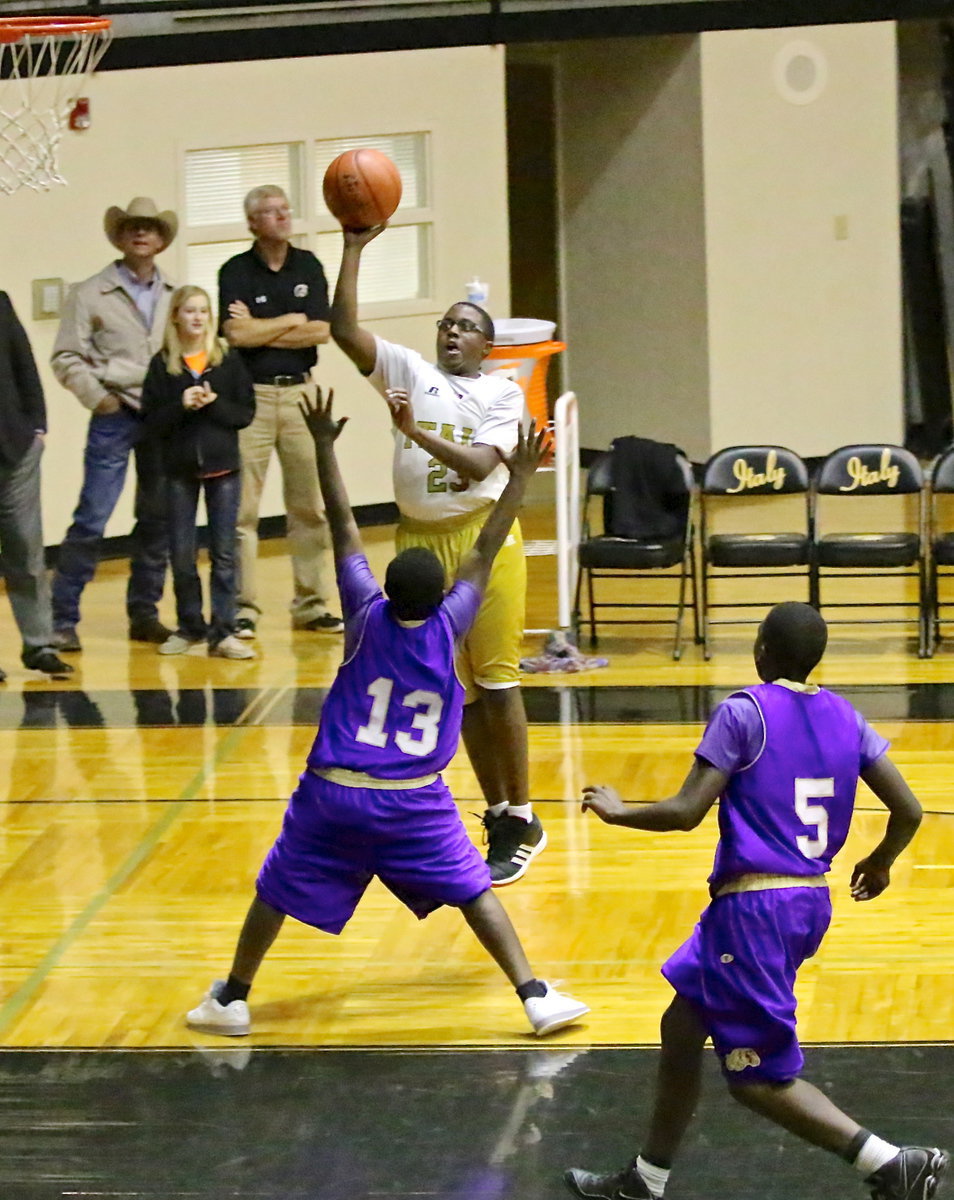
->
<box><xmin>9</xmin><ymin>681</ymin><xmax>954</xmax><ymax>729</ymax></box>
<box><xmin>2</xmin><ymin>1045</ymin><xmax>952</xmax><ymax>1199</ymax></box>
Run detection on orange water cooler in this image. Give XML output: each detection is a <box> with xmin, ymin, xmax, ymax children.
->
<box><xmin>485</xmin><ymin>318</ymin><xmax>565</xmax><ymax>428</ymax></box>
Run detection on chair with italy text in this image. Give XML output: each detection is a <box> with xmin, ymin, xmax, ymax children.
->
<box><xmin>924</xmin><ymin>446</ymin><xmax>954</xmax><ymax>655</ymax></box>
<box><xmin>812</xmin><ymin>444</ymin><xmax>928</xmax><ymax>658</ymax></box>
<box><xmin>699</xmin><ymin>445</ymin><xmax>811</xmax><ymax>658</ymax></box>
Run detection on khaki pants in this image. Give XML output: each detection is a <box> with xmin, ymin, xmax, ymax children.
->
<box><xmin>237</xmin><ymin>379</ymin><xmax>331</xmax><ymax>624</ymax></box>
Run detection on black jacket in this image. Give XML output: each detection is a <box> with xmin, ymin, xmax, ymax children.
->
<box><xmin>142</xmin><ymin>349</ymin><xmax>255</xmax><ymax>478</ymax></box>
<box><xmin>0</xmin><ymin>291</ymin><xmax>46</xmax><ymax>467</ymax></box>
<box><xmin>606</xmin><ymin>436</ymin><xmax>688</xmax><ymax>540</ymax></box>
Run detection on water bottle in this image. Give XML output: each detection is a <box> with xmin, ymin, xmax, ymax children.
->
<box><xmin>465</xmin><ymin>276</ymin><xmax>489</xmax><ymax>306</ymax></box>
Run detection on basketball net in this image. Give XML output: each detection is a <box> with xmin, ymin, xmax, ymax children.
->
<box><xmin>0</xmin><ymin>17</ymin><xmax>111</xmax><ymax>195</ymax></box>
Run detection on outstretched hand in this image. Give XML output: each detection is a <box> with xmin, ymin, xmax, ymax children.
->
<box><xmin>850</xmin><ymin>855</ymin><xmax>891</xmax><ymax>901</ymax></box>
<box><xmin>343</xmin><ymin>223</ymin><xmax>387</xmax><ymax>248</ymax></box>
<box><xmin>581</xmin><ymin>784</ymin><xmax>629</xmax><ymax>824</ymax></box>
<box><xmin>299</xmin><ymin>387</ymin><xmax>347</xmax><ymax>444</ymax></box>
<box><xmin>497</xmin><ymin>420</ymin><xmax>551</xmax><ymax>482</ymax></box>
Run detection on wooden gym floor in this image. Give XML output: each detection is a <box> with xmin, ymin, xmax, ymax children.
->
<box><xmin>0</xmin><ymin>509</ymin><xmax>952</xmax><ymax>1198</ymax></box>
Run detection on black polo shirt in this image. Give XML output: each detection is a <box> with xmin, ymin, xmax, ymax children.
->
<box><xmin>218</xmin><ymin>243</ymin><xmax>330</xmax><ymax>382</ymax></box>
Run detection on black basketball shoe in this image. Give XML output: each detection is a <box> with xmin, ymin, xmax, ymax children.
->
<box><xmin>482</xmin><ymin>810</ymin><xmax>547</xmax><ymax>885</ymax></box>
<box><xmin>866</xmin><ymin>1147</ymin><xmax>949</xmax><ymax>1200</ymax></box>
<box><xmin>563</xmin><ymin>1162</ymin><xmax>652</xmax><ymax>1200</ymax></box>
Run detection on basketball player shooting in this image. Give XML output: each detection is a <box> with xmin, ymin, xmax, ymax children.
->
<box><xmin>186</xmin><ymin>389</ymin><xmax>589</xmax><ymax>1039</ymax></box>
<box><xmin>564</xmin><ymin>601</ymin><xmax>947</xmax><ymax>1200</ymax></box>
<box><xmin>331</xmin><ymin>222</ymin><xmax>547</xmax><ymax>889</ymax></box>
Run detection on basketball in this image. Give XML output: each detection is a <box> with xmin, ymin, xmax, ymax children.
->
<box><xmin>323</xmin><ymin>148</ymin><xmax>403</xmax><ymax>230</ymax></box>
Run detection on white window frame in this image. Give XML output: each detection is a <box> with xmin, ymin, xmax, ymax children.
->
<box><xmin>177</xmin><ymin>131</ymin><xmax>436</xmax><ymax>321</ymax></box>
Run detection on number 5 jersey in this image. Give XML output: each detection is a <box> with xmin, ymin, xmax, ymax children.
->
<box><xmin>694</xmin><ymin>681</ymin><xmax>889</xmax><ymax>892</ymax></box>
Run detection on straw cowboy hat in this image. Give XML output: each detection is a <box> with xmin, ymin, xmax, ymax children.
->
<box><xmin>104</xmin><ymin>197</ymin><xmax>178</xmax><ymax>251</ymax></box>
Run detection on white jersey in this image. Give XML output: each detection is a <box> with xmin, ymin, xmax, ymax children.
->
<box><xmin>370</xmin><ymin>336</ymin><xmax>523</xmax><ymax>522</ymax></box>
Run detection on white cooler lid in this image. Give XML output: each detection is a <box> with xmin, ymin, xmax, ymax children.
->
<box><xmin>492</xmin><ymin>317</ymin><xmax>556</xmax><ymax>346</ymax></box>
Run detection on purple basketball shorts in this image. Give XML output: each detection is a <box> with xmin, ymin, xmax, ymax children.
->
<box><xmin>256</xmin><ymin>770</ymin><xmax>492</xmax><ymax>934</ymax></box>
<box><xmin>662</xmin><ymin>886</ymin><xmax>832</xmax><ymax>1083</ymax></box>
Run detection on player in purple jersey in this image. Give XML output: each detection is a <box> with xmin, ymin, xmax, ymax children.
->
<box><xmin>564</xmin><ymin>603</ymin><xmax>947</xmax><ymax>1200</ymax></box>
<box><xmin>186</xmin><ymin>388</ymin><xmax>588</xmax><ymax>1039</ymax></box>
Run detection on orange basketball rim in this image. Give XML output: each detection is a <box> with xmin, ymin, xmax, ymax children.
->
<box><xmin>0</xmin><ymin>15</ymin><xmax>112</xmax><ymax>194</ymax></box>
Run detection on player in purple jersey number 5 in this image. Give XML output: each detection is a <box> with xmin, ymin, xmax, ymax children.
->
<box><xmin>565</xmin><ymin>602</ymin><xmax>947</xmax><ymax>1200</ymax></box>
<box><xmin>186</xmin><ymin>388</ymin><xmax>588</xmax><ymax>1039</ymax></box>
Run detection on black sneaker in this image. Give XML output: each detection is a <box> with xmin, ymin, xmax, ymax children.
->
<box><xmin>866</xmin><ymin>1148</ymin><xmax>949</xmax><ymax>1200</ymax></box>
<box><xmin>234</xmin><ymin>617</ymin><xmax>257</xmax><ymax>640</ymax></box>
<box><xmin>297</xmin><ymin>613</ymin><xmax>344</xmax><ymax>633</ymax></box>
<box><xmin>22</xmin><ymin>649</ymin><xmax>75</xmax><ymax>678</ymax></box>
<box><xmin>129</xmin><ymin>617</ymin><xmax>175</xmax><ymax>644</ymax></box>
<box><xmin>50</xmin><ymin>626</ymin><xmax>81</xmax><ymax>652</ymax></box>
<box><xmin>0</xmin><ymin>665</ymin><xmax>6</xmax><ymax>683</ymax></box>
<box><xmin>564</xmin><ymin>1162</ymin><xmax>651</xmax><ymax>1200</ymax></box>
<box><xmin>482</xmin><ymin>811</ymin><xmax>547</xmax><ymax>886</ymax></box>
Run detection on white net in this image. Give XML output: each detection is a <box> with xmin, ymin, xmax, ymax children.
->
<box><xmin>0</xmin><ymin>20</ymin><xmax>111</xmax><ymax>194</ymax></box>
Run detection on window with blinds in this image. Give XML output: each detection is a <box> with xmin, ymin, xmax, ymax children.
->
<box><xmin>183</xmin><ymin>134</ymin><xmax>431</xmax><ymax>316</ymax></box>
<box><xmin>185</xmin><ymin>143</ymin><xmax>303</xmax><ymax>226</ymax></box>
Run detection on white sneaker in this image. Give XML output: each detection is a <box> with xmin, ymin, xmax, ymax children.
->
<box><xmin>209</xmin><ymin>635</ymin><xmax>255</xmax><ymax>660</ymax></box>
<box><xmin>186</xmin><ymin>980</ymin><xmax>250</xmax><ymax>1036</ymax></box>
<box><xmin>158</xmin><ymin>633</ymin><xmax>201</xmax><ymax>656</ymax></box>
<box><xmin>523</xmin><ymin>982</ymin><xmax>590</xmax><ymax>1036</ymax></box>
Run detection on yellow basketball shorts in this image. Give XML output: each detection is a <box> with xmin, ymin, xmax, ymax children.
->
<box><xmin>396</xmin><ymin>507</ymin><xmax>526</xmax><ymax>702</ymax></box>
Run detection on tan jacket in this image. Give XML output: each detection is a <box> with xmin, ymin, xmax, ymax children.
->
<box><xmin>50</xmin><ymin>261</ymin><xmax>174</xmax><ymax>412</ymax></box>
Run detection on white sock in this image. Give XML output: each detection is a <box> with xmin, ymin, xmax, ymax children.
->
<box><xmin>853</xmin><ymin>1135</ymin><xmax>900</xmax><ymax>1177</ymax></box>
<box><xmin>636</xmin><ymin>1155</ymin><xmax>670</xmax><ymax>1198</ymax></box>
<box><xmin>486</xmin><ymin>801</ymin><xmax>508</xmax><ymax>818</ymax></box>
<box><xmin>505</xmin><ymin>803</ymin><xmax>533</xmax><ymax>823</ymax></box>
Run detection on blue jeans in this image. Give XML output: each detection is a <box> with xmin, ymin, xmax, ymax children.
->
<box><xmin>167</xmin><ymin>470</ymin><xmax>241</xmax><ymax>646</ymax></box>
<box><xmin>51</xmin><ymin>408</ymin><xmax>169</xmax><ymax>629</ymax></box>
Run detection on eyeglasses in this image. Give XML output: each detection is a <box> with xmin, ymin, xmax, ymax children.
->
<box><xmin>436</xmin><ymin>317</ymin><xmax>483</xmax><ymax>335</ymax></box>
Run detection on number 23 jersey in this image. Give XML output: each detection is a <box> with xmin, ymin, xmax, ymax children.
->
<box><xmin>369</xmin><ymin>336</ymin><xmax>524</xmax><ymax>523</ymax></box>
<box><xmin>696</xmin><ymin>681</ymin><xmax>889</xmax><ymax>889</ymax></box>
<box><xmin>307</xmin><ymin>554</ymin><xmax>481</xmax><ymax>779</ymax></box>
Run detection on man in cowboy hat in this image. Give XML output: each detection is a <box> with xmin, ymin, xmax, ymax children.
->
<box><xmin>49</xmin><ymin>197</ymin><xmax>178</xmax><ymax>651</ymax></box>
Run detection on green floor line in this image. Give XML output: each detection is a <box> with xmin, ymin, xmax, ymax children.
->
<box><xmin>0</xmin><ymin>711</ymin><xmax>267</xmax><ymax>1040</ymax></box>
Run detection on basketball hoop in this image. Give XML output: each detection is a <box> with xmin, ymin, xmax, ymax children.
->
<box><xmin>0</xmin><ymin>16</ymin><xmax>111</xmax><ymax>195</ymax></box>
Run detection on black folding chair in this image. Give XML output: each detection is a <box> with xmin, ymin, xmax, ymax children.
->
<box><xmin>700</xmin><ymin>445</ymin><xmax>811</xmax><ymax>659</ymax></box>
<box><xmin>813</xmin><ymin>444</ymin><xmax>928</xmax><ymax>658</ymax></box>
<box><xmin>926</xmin><ymin>446</ymin><xmax>954</xmax><ymax>655</ymax></box>
<box><xmin>573</xmin><ymin>443</ymin><xmax>697</xmax><ymax>660</ymax></box>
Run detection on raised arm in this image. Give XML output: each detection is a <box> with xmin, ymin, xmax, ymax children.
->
<box><xmin>298</xmin><ymin>387</ymin><xmax>362</xmax><ymax>564</ymax></box>
<box><xmin>453</xmin><ymin>422</ymin><xmax>549</xmax><ymax>595</ymax></box>
<box><xmin>581</xmin><ymin>758</ymin><xmax>728</xmax><ymax>833</ymax></box>
<box><xmin>330</xmin><ymin>226</ymin><xmax>385</xmax><ymax>374</ymax></box>
<box><xmin>850</xmin><ymin>755</ymin><xmax>923</xmax><ymax>901</ymax></box>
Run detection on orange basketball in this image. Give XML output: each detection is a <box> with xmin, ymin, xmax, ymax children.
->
<box><xmin>322</xmin><ymin>148</ymin><xmax>403</xmax><ymax>230</ymax></box>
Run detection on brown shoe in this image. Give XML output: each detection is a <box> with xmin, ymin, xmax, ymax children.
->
<box><xmin>51</xmin><ymin>626</ymin><xmax>82</xmax><ymax>652</ymax></box>
<box><xmin>129</xmin><ymin>618</ymin><xmax>175</xmax><ymax>644</ymax></box>
<box><xmin>296</xmin><ymin>613</ymin><xmax>344</xmax><ymax>633</ymax></box>
<box><xmin>22</xmin><ymin>649</ymin><xmax>74</xmax><ymax>678</ymax></box>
